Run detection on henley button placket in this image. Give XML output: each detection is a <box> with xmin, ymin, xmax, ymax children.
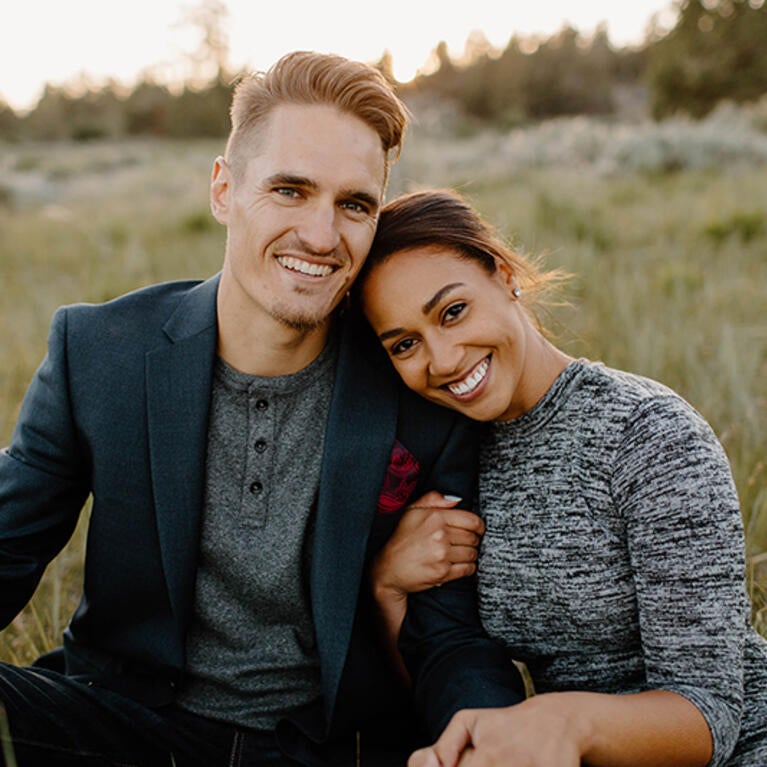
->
<box><xmin>244</xmin><ymin>394</ymin><xmax>271</xmax><ymax>526</ymax></box>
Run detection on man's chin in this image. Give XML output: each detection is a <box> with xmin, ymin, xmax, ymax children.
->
<box><xmin>270</xmin><ymin>294</ymin><xmax>346</xmax><ymax>333</ymax></box>
<box><xmin>271</xmin><ymin>307</ymin><xmax>331</xmax><ymax>333</ymax></box>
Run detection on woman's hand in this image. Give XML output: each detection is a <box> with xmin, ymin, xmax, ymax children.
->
<box><xmin>371</xmin><ymin>491</ymin><xmax>485</xmax><ymax>599</ymax></box>
<box><xmin>408</xmin><ymin>690</ymin><xmax>713</xmax><ymax>767</ymax></box>
<box><xmin>408</xmin><ymin>698</ymin><xmax>585</xmax><ymax>767</ymax></box>
<box><xmin>368</xmin><ymin>491</ymin><xmax>486</xmax><ymax>685</ymax></box>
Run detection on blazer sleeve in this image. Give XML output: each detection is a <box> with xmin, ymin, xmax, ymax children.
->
<box><xmin>398</xmin><ymin>414</ymin><xmax>526</xmax><ymax>738</ymax></box>
<box><xmin>0</xmin><ymin>307</ymin><xmax>90</xmax><ymax>627</ymax></box>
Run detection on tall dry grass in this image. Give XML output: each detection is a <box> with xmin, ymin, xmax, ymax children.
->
<box><xmin>0</xmin><ymin>111</ymin><xmax>765</xmax><ymax>659</ymax></box>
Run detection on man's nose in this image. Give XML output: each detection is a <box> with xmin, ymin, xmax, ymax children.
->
<box><xmin>297</xmin><ymin>203</ymin><xmax>341</xmax><ymax>255</ymax></box>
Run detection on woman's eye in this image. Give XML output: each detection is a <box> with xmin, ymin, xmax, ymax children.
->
<box><xmin>391</xmin><ymin>338</ymin><xmax>416</xmax><ymax>356</ymax></box>
<box><xmin>444</xmin><ymin>302</ymin><xmax>466</xmax><ymax>322</ymax></box>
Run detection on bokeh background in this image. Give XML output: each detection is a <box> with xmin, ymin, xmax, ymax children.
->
<box><xmin>1</xmin><ymin>0</ymin><xmax>765</xmax><ymax>661</ymax></box>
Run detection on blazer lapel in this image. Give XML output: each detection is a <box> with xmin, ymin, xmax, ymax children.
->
<box><xmin>146</xmin><ymin>275</ymin><xmax>219</xmax><ymax>631</ymax></box>
<box><xmin>311</xmin><ymin>320</ymin><xmax>399</xmax><ymax>726</ymax></box>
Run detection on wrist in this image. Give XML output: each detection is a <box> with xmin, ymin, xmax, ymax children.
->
<box><xmin>370</xmin><ymin>556</ymin><xmax>407</xmax><ymax>604</ymax></box>
<box><xmin>534</xmin><ymin>692</ymin><xmax>597</xmax><ymax>758</ymax></box>
<box><xmin>561</xmin><ymin>693</ymin><xmax>600</xmax><ymax>760</ymax></box>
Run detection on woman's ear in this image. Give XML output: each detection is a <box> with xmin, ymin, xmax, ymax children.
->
<box><xmin>494</xmin><ymin>258</ymin><xmax>521</xmax><ymax>298</ymax></box>
<box><xmin>209</xmin><ymin>156</ymin><xmax>231</xmax><ymax>224</ymax></box>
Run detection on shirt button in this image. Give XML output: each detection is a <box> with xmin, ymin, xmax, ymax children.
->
<box><xmin>256</xmin><ymin>399</ymin><xmax>268</xmax><ymax>411</ymax></box>
<box><xmin>254</xmin><ymin>439</ymin><xmax>267</xmax><ymax>453</ymax></box>
<box><xmin>249</xmin><ymin>480</ymin><xmax>264</xmax><ymax>495</ymax></box>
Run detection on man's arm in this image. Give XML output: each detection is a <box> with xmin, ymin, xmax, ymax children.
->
<box><xmin>370</xmin><ymin>490</ymin><xmax>484</xmax><ymax>681</ymax></box>
<box><xmin>394</xmin><ymin>413</ymin><xmax>525</xmax><ymax>738</ymax></box>
<box><xmin>0</xmin><ymin>308</ymin><xmax>89</xmax><ymax>626</ymax></box>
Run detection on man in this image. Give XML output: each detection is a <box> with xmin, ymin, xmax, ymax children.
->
<box><xmin>0</xmin><ymin>52</ymin><xmax>523</xmax><ymax>766</ymax></box>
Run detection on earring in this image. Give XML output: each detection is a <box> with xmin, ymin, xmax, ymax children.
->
<box><xmin>512</xmin><ymin>287</ymin><xmax>522</xmax><ymax>298</ymax></box>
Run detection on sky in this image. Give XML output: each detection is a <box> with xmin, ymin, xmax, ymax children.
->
<box><xmin>1</xmin><ymin>0</ymin><xmax>678</xmax><ymax>113</ymax></box>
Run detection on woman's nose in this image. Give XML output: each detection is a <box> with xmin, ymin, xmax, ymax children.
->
<box><xmin>426</xmin><ymin>336</ymin><xmax>463</xmax><ymax>379</ymax></box>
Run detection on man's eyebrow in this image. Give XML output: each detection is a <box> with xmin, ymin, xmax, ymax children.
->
<box><xmin>342</xmin><ymin>189</ymin><xmax>381</xmax><ymax>212</ymax></box>
<box><xmin>265</xmin><ymin>173</ymin><xmax>317</xmax><ymax>189</ymax></box>
<box><xmin>265</xmin><ymin>175</ymin><xmax>379</xmax><ymax>212</ymax></box>
<box><xmin>422</xmin><ymin>283</ymin><xmax>464</xmax><ymax>315</ymax></box>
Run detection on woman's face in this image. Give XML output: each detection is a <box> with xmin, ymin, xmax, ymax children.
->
<box><xmin>361</xmin><ymin>245</ymin><xmax>540</xmax><ymax>422</ymax></box>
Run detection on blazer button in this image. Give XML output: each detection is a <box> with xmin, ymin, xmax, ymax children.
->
<box><xmin>254</xmin><ymin>438</ymin><xmax>267</xmax><ymax>453</ymax></box>
<box><xmin>256</xmin><ymin>399</ymin><xmax>268</xmax><ymax>411</ymax></box>
<box><xmin>250</xmin><ymin>480</ymin><xmax>264</xmax><ymax>494</ymax></box>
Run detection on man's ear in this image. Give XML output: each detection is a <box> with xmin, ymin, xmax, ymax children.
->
<box><xmin>210</xmin><ymin>156</ymin><xmax>231</xmax><ymax>224</ymax></box>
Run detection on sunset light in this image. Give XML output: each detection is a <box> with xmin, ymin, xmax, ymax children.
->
<box><xmin>1</xmin><ymin>0</ymin><xmax>676</xmax><ymax>112</ymax></box>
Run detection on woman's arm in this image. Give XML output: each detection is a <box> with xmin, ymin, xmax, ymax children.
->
<box><xmin>409</xmin><ymin>689</ymin><xmax>712</xmax><ymax>767</ymax></box>
<box><xmin>612</xmin><ymin>395</ymin><xmax>748</xmax><ymax>766</ymax></box>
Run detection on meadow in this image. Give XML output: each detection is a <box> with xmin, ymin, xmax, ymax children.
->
<box><xmin>1</xmin><ymin>102</ymin><xmax>766</xmax><ymax>663</ymax></box>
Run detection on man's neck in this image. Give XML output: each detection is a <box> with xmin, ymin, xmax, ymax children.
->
<box><xmin>217</xmin><ymin>305</ymin><xmax>333</xmax><ymax>378</ymax></box>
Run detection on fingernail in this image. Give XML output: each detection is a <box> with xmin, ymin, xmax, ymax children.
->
<box><xmin>443</xmin><ymin>494</ymin><xmax>461</xmax><ymax>502</ymax></box>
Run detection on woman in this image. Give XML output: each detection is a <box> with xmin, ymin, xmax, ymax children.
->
<box><xmin>357</xmin><ymin>189</ymin><xmax>767</xmax><ymax>767</ymax></box>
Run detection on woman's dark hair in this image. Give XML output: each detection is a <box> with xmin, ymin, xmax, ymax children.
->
<box><xmin>357</xmin><ymin>189</ymin><xmax>566</xmax><ymax>315</ymax></box>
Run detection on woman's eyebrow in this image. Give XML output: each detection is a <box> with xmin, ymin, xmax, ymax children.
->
<box><xmin>379</xmin><ymin>327</ymin><xmax>406</xmax><ymax>342</ymax></box>
<box><xmin>422</xmin><ymin>283</ymin><xmax>464</xmax><ymax>315</ymax></box>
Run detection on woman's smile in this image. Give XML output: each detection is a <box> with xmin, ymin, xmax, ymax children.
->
<box><xmin>444</xmin><ymin>355</ymin><xmax>491</xmax><ymax>400</ymax></box>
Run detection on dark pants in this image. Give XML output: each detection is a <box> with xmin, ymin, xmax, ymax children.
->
<box><xmin>0</xmin><ymin>663</ymin><xmax>297</xmax><ymax>767</ymax></box>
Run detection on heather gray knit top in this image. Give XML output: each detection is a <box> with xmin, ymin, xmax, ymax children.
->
<box><xmin>477</xmin><ymin>360</ymin><xmax>767</xmax><ymax>766</ymax></box>
<box><xmin>178</xmin><ymin>340</ymin><xmax>337</xmax><ymax>729</ymax></box>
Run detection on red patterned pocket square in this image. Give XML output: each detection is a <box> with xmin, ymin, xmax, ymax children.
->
<box><xmin>376</xmin><ymin>440</ymin><xmax>421</xmax><ymax>514</ymax></box>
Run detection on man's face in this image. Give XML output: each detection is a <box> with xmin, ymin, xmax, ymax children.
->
<box><xmin>212</xmin><ymin>103</ymin><xmax>387</xmax><ymax>333</ymax></box>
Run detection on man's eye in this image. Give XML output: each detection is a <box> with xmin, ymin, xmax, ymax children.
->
<box><xmin>275</xmin><ymin>187</ymin><xmax>301</xmax><ymax>198</ymax></box>
<box><xmin>340</xmin><ymin>200</ymin><xmax>367</xmax><ymax>214</ymax></box>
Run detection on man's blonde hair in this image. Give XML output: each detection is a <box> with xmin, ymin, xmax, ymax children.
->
<box><xmin>225</xmin><ymin>51</ymin><xmax>408</xmax><ymax>182</ymax></box>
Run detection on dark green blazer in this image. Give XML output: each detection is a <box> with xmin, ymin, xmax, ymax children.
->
<box><xmin>0</xmin><ymin>274</ymin><xmax>523</xmax><ymax>765</ymax></box>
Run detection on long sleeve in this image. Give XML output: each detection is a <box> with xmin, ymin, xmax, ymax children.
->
<box><xmin>399</xmin><ymin>414</ymin><xmax>526</xmax><ymax>738</ymax></box>
<box><xmin>0</xmin><ymin>307</ymin><xmax>90</xmax><ymax>626</ymax></box>
<box><xmin>612</xmin><ymin>395</ymin><xmax>748</xmax><ymax>766</ymax></box>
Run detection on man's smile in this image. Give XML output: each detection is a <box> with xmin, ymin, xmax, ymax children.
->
<box><xmin>276</xmin><ymin>255</ymin><xmax>337</xmax><ymax>278</ymax></box>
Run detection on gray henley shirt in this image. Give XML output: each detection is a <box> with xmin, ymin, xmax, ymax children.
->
<box><xmin>177</xmin><ymin>338</ymin><xmax>338</xmax><ymax>729</ymax></box>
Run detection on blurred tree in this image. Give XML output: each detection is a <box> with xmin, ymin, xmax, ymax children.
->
<box><xmin>428</xmin><ymin>41</ymin><xmax>458</xmax><ymax>91</ymax></box>
<box><xmin>23</xmin><ymin>85</ymin><xmax>74</xmax><ymax>140</ymax></box>
<box><xmin>523</xmin><ymin>25</ymin><xmax>614</xmax><ymax>117</ymax></box>
<box><xmin>178</xmin><ymin>0</ymin><xmax>231</xmax><ymax>86</ymax></box>
<box><xmin>166</xmin><ymin>80</ymin><xmax>231</xmax><ymax>138</ymax></box>
<box><xmin>405</xmin><ymin>25</ymin><xmax>619</xmax><ymax>127</ymax></box>
<box><xmin>71</xmin><ymin>87</ymin><xmax>125</xmax><ymax>141</ymax></box>
<box><xmin>375</xmin><ymin>50</ymin><xmax>396</xmax><ymax>84</ymax></box>
<box><xmin>125</xmin><ymin>81</ymin><xmax>172</xmax><ymax>136</ymax></box>
<box><xmin>0</xmin><ymin>99</ymin><xmax>21</xmax><ymax>140</ymax></box>
<box><xmin>649</xmin><ymin>0</ymin><xmax>767</xmax><ymax>118</ymax></box>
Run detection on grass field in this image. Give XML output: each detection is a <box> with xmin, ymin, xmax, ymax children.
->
<box><xmin>1</xmin><ymin>108</ymin><xmax>766</xmax><ymax>662</ymax></box>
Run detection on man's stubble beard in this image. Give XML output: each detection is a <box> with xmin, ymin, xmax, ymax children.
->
<box><xmin>269</xmin><ymin>292</ymin><xmax>333</xmax><ymax>333</ymax></box>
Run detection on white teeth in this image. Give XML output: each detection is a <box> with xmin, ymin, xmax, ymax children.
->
<box><xmin>448</xmin><ymin>358</ymin><xmax>489</xmax><ymax>396</ymax></box>
<box><xmin>277</xmin><ymin>256</ymin><xmax>334</xmax><ymax>277</ymax></box>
